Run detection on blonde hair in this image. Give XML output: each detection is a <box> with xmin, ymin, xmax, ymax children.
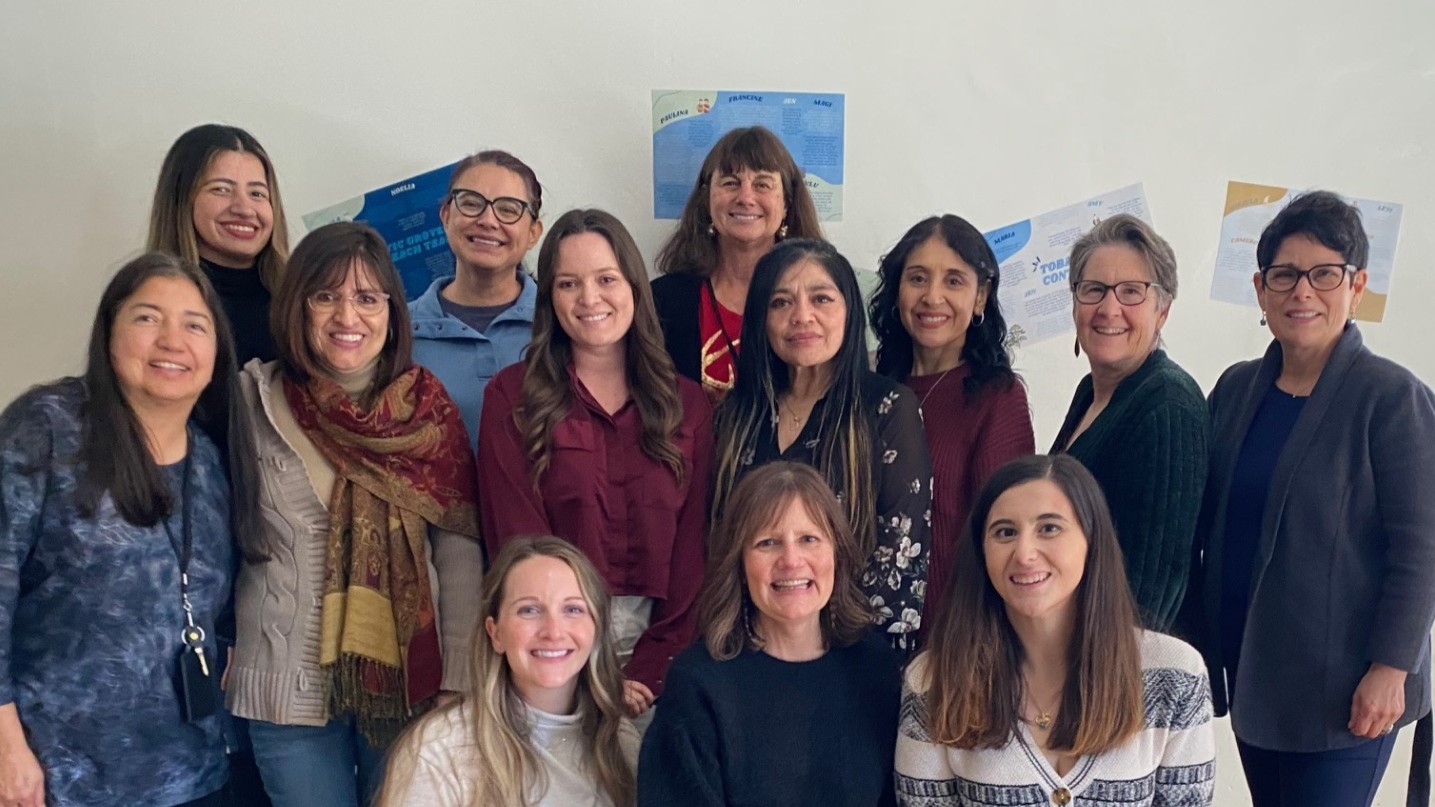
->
<box><xmin>377</xmin><ymin>536</ymin><xmax>635</xmax><ymax>807</ymax></box>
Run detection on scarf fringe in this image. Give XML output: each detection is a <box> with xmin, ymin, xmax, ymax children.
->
<box><xmin>327</xmin><ymin>654</ymin><xmax>431</xmax><ymax>749</ymax></box>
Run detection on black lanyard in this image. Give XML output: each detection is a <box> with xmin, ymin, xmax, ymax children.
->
<box><xmin>704</xmin><ymin>277</ymin><xmax>740</xmax><ymax>361</ymax></box>
<box><xmin>159</xmin><ymin>428</ymin><xmax>199</xmax><ymax>637</ymax></box>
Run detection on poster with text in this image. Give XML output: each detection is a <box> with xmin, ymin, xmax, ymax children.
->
<box><xmin>981</xmin><ymin>184</ymin><xmax>1152</xmax><ymax>347</ymax></box>
<box><xmin>302</xmin><ymin>161</ymin><xmax>459</xmax><ymax>300</ymax></box>
<box><xmin>652</xmin><ymin>90</ymin><xmax>844</xmax><ymax>220</ymax></box>
<box><xmin>1210</xmin><ymin>181</ymin><xmax>1402</xmax><ymax>322</ymax></box>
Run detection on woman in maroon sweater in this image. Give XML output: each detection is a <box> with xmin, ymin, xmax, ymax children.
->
<box><xmin>477</xmin><ymin>208</ymin><xmax>712</xmax><ymax>721</ymax></box>
<box><xmin>870</xmin><ymin>215</ymin><xmax>1035</xmax><ymax>620</ymax></box>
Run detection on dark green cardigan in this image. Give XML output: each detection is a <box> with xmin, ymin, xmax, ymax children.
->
<box><xmin>1051</xmin><ymin>349</ymin><xmax>1209</xmax><ymax>631</ymax></box>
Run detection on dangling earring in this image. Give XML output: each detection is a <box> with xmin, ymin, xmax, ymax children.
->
<box><xmin>777</xmin><ymin>223</ymin><xmax>789</xmax><ymax>239</ymax></box>
<box><xmin>1347</xmin><ymin>315</ymin><xmax>1356</xmax><ymax>326</ymax></box>
<box><xmin>1259</xmin><ymin>310</ymin><xmax>1267</xmax><ymax>326</ymax></box>
<box><xmin>1073</xmin><ymin>337</ymin><xmax>1081</xmax><ymax>357</ymax></box>
<box><xmin>707</xmin><ymin>223</ymin><xmax>716</xmax><ymax>237</ymax></box>
<box><xmin>970</xmin><ymin>313</ymin><xmax>985</xmax><ymax>328</ymax></box>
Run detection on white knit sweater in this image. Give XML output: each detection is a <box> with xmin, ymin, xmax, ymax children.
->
<box><xmin>392</xmin><ymin>702</ymin><xmax>639</xmax><ymax>807</ymax></box>
<box><xmin>895</xmin><ymin>630</ymin><xmax>1214</xmax><ymax>806</ymax></box>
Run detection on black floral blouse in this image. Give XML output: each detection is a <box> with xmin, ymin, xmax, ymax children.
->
<box><xmin>741</xmin><ymin>373</ymin><xmax>933</xmax><ymax>651</ymax></box>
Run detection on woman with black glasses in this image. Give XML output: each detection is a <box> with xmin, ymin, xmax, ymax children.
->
<box><xmin>1050</xmin><ymin>214</ymin><xmax>1208</xmax><ymax>632</ymax></box>
<box><xmin>409</xmin><ymin>150</ymin><xmax>544</xmax><ymax>448</ymax></box>
<box><xmin>1184</xmin><ymin>191</ymin><xmax>1435</xmax><ymax>806</ymax></box>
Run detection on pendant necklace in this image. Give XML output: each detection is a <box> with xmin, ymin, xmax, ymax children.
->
<box><xmin>917</xmin><ymin>365</ymin><xmax>957</xmax><ymax>410</ymax></box>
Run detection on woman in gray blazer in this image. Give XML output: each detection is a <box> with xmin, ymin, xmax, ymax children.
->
<box><xmin>1186</xmin><ymin>191</ymin><xmax>1435</xmax><ymax>806</ymax></box>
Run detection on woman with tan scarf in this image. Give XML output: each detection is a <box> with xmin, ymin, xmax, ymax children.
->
<box><xmin>226</xmin><ymin>222</ymin><xmax>484</xmax><ymax>807</ymax></box>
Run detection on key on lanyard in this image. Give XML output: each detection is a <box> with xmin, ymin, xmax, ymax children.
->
<box><xmin>183</xmin><ymin>624</ymin><xmax>210</xmax><ymax>677</ymax></box>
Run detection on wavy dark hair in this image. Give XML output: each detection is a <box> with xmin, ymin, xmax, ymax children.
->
<box><xmin>870</xmin><ymin>215</ymin><xmax>1016</xmax><ymax>399</ymax></box>
<box><xmin>147</xmin><ymin>123</ymin><xmax>290</xmax><ymax>291</ymax></box>
<box><xmin>710</xmin><ymin>239</ymin><xmax>875</xmax><ymax>555</ymax></box>
<box><xmin>699</xmin><ymin>462</ymin><xmax>874</xmax><ymax>661</ymax></box>
<box><xmin>921</xmin><ymin>454</ymin><xmax>1143</xmax><ymax>754</ymax></box>
<box><xmin>79</xmin><ymin>252</ymin><xmax>262</xmax><ymax>559</ymax></box>
<box><xmin>518</xmin><ymin>208</ymin><xmax>685</xmax><ymax>485</ymax></box>
<box><xmin>655</xmin><ymin>126</ymin><xmax>823</xmax><ymax>276</ymax></box>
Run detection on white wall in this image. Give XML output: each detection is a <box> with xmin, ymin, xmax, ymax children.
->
<box><xmin>3</xmin><ymin>1</ymin><xmax>1432</xmax><ymax>801</ymax></box>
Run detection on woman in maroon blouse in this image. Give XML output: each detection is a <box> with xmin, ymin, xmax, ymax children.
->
<box><xmin>870</xmin><ymin>215</ymin><xmax>1035</xmax><ymax>622</ymax></box>
<box><xmin>477</xmin><ymin>208</ymin><xmax>713</xmax><ymax>721</ymax></box>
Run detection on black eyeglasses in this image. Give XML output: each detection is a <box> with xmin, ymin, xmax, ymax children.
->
<box><xmin>448</xmin><ymin>189</ymin><xmax>533</xmax><ymax>224</ymax></box>
<box><xmin>1259</xmin><ymin>263</ymin><xmax>1355</xmax><ymax>292</ymax></box>
<box><xmin>1073</xmin><ymin>280</ymin><xmax>1162</xmax><ymax>306</ymax></box>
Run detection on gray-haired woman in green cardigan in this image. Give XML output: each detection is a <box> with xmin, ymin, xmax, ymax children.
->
<box><xmin>1050</xmin><ymin>214</ymin><xmax>1208</xmax><ymax>632</ymax></box>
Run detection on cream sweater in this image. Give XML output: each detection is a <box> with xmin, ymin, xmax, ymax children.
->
<box><xmin>392</xmin><ymin>701</ymin><xmax>639</xmax><ymax>806</ymax></box>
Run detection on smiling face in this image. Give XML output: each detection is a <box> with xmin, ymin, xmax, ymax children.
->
<box><xmin>743</xmin><ymin>495</ymin><xmax>836</xmax><ymax>639</ymax></box>
<box><xmin>550</xmin><ymin>232</ymin><xmax>636</xmax><ymax>357</ymax></box>
<box><xmin>983</xmin><ymin>479</ymin><xmax>1088</xmax><ymax>626</ymax></box>
<box><xmin>1072</xmin><ymin>244</ymin><xmax>1168</xmax><ymax>379</ymax></box>
<box><xmin>110</xmin><ymin>275</ymin><xmax>218</xmax><ymax>414</ymax></box>
<box><xmin>440</xmin><ymin>162</ymin><xmax>543</xmax><ymax>277</ymax></box>
<box><xmin>708</xmin><ymin>167</ymin><xmax>787</xmax><ymax>249</ymax></box>
<box><xmin>897</xmin><ymin>236</ymin><xmax>990</xmax><ymax>366</ymax></box>
<box><xmin>485</xmin><ymin>555</ymin><xmax>597</xmax><ymax>716</ymax></box>
<box><xmin>1254</xmin><ymin>233</ymin><xmax>1366</xmax><ymax>357</ymax></box>
<box><xmin>766</xmin><ymin>258</ymin><xmax>847</xmax><ymax>371</ymax></box>
<box><xmin>191</xmin><ymin>150</ymin><xmax>274</xmax><ymax>269</ymax></box>
<box><xmin>305</xmin><ymin>260</ymin><xmax>390</xmax><ymax>374</ymax></box>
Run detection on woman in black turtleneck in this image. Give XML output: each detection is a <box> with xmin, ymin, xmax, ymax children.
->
<box><xmin>148</xmin><ymin>124</ymin><xmax>291</xmax><ymax>366</ymax></box>
<box><xmin>146</xmin><ymin>123</ymin><xmax>291</xmax><ymax>806</ymax></box>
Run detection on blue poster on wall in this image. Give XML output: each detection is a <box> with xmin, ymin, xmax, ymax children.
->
<box><xmin>302</xmin><ymin>161</ymin><xmax>459</xmax><ymax>301</ymax></box>
<box><xmin>652</xmin><ymin>90</ymin><xmax>845</xmax><ymax>221</ymax></box>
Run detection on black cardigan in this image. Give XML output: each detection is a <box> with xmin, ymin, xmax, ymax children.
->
<box><xmin>650</xmin><ymin>272</ymin><xmax>705</xmax><ymax>384</ymax></box>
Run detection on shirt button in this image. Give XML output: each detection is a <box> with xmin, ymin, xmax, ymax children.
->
<box><xmin>1051</xmin><ymin>787</ymin><xmax>1071</xmax><ymax>805</ymax></box>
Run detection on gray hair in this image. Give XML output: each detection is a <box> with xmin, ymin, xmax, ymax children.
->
<box><xmin>1068</xmin><ymin>214</ymin><xmax>1178</xmax><ymax>307</ymax></box>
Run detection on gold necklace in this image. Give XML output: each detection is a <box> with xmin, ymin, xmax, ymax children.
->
<box><xmin>1024</xmin><ymin>690</ymin><xmax>1061</xmax><ymax>730</ymax></box>
<box><xmin>780</xmin><ymin>401</ymin><xmax>806</xmax><ymax>425</ymax></box>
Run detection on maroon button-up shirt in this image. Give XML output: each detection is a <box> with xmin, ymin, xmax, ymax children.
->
<box><xmin>477</xmin><ymin>362</ymin><xmax>713</xmax><ymax>696</ymax></box>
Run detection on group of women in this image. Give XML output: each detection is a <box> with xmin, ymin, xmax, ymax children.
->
<box><xmin>0</xmin><ymin>121</ymin><xmax>1431</xmax><ymax>807</ymax></box>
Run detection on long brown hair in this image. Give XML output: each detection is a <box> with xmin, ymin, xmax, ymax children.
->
<box><xmin>698</xmin><ymin>462</ymin><xmax>873</xmax><ymax>661</ymax></box>
<box><xmin>377</xmin><ymin>536</ymin><xmax>635</xmax><ymax>807</ymax></box>
<box><xmin>270</xmin><ymin>222</ymin><xmax>413</xmax><ymax>404</ymax></box>
<box><xmin>654</xmin><ymin>126</ymin><xmax>823</xmax><ymax>276</ymax></box>
<box><xmin>921</xmin><ymin>454</ymin><xmax>1143</xmax><ymax>754</ymax></box>
<box><xmin>146</xmin><ymin>124</ymin><xmax>290</xmax><ymax>291</ymax></box>
<box><xmin>517</xmin><ymin>208</ymin><xmax>685</xmax><ymax>484</ymax></box>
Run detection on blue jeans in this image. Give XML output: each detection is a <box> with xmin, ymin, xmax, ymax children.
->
<box><xmin>248</xmin><ymin>717</ymin><xmax>385</xmax><ymax>807</ymax></box>
<box><xmin>1237</xmin><ymin>732</ymin><xmax>1398</xmax><ymax>807</ymax></box>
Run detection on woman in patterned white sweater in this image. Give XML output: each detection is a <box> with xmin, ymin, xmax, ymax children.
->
<box><xmin>896</xmin><ymin>454</ymin><xmax>1213</xmax><ymax>806</ymax></box>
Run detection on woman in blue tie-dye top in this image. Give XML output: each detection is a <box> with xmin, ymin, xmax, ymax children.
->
<box><xmin>0</xmin><ymin>253</ymin><xmax>259</xmax><ymax>807</ymax></box>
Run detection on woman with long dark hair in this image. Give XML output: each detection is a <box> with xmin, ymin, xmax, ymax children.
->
<box><xmin>478</xmin><ymin>208</ymin><xmax>712</xmax><ymax>718</ymax></box>
<box><xmin>227</xmin><ymin>222</ymin><xmax>483</xmax><ymax>807</ymax></box>
<box><xmin>897</xmin><ymin>455</ymin><xmax>1214</xmax><ymax>806</ymax></box>
<box><xmin>871</xmin><ymin>214</ymin><xmax>1034</xmax><ymax>617</ymax></box>
<box><xmin>148</xmin><ymin>123</ymin><xmax>290</xmax><ymax>366</ymax></box>
<box><xmin>0</xmin><ymin>253</ymin><xmax>258</xmax><ymax>807</ymax></box>
<box><xmin>710</xmin><ymin>239</ymin><xmax>932</xmax><ymax>651</ymax></box>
